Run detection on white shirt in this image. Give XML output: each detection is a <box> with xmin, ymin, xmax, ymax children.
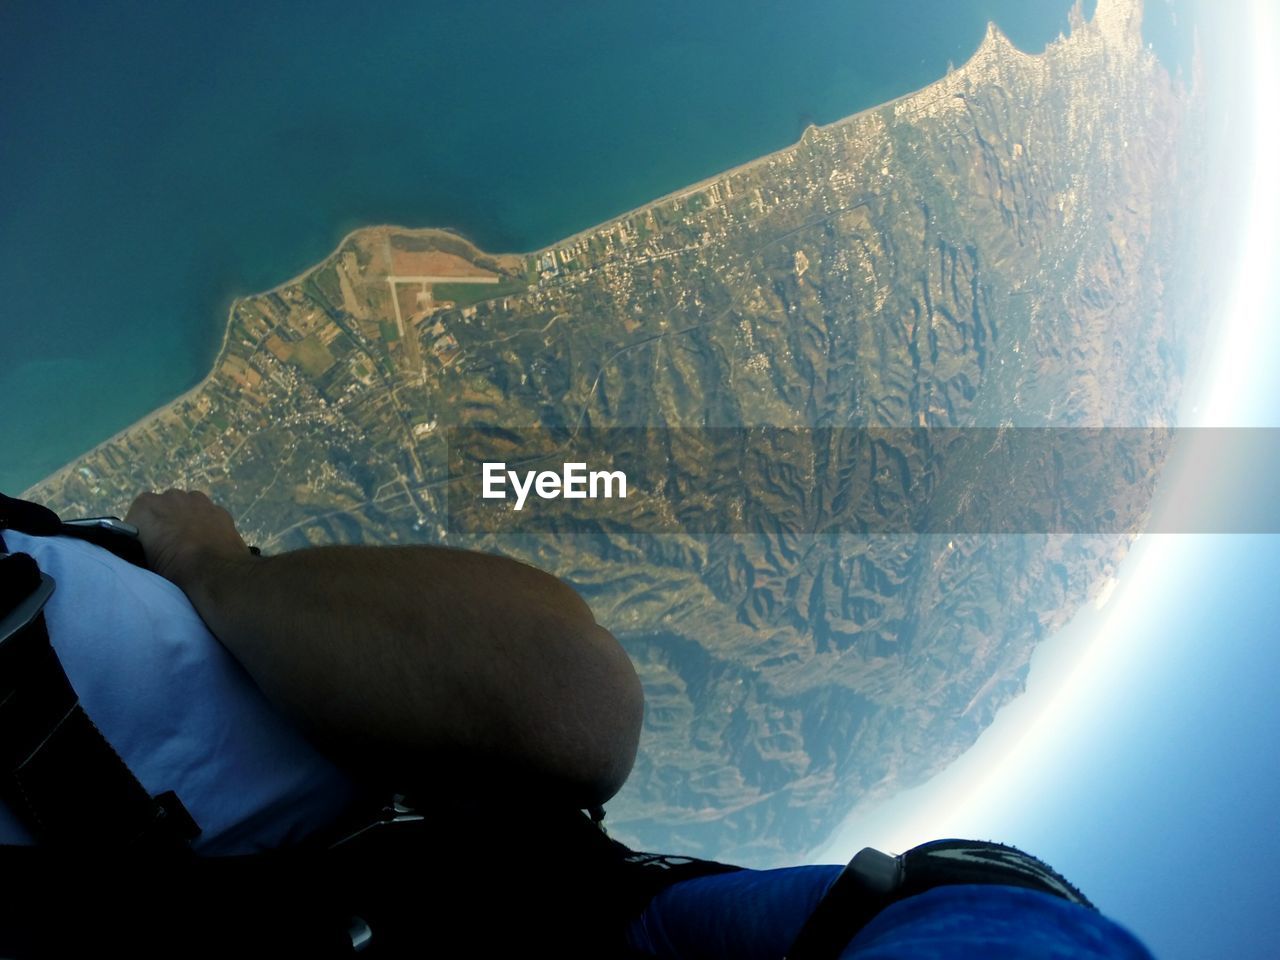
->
<box><xmin>0</xmin><ymin>530</ymin><xmax>357</xmax><ymax>854</ymax></box>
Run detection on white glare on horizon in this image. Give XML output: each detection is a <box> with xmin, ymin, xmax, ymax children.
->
<box><xmin>826</xmin><ymin>530</ymin><xmax>1180</xmax><ymax>857</ymax></box>
<box><xmin>1198</xmin><ymin>0</ymin><xmax>1280</xmax><ymax>428</ymax></box>
<box><xmin>811</xmin><ymin>0</ymin><xmax>1280</xmax><ymax>863</ymax></box>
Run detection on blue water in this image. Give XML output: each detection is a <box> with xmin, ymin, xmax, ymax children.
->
<box><xmin>1</xmin><ymin>0</ymin><xmax>1124</xmax><ymax>494</ymax></box>
<box><xmin>1142</xmin><ymin>0</ymin><xmax>1199</xmax><ymax>81</ymax></box>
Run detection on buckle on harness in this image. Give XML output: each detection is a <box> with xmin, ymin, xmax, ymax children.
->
<box><xmin>783</xmin><ymin>839</ymin><xmax>1094</xmax><ymax>960</ymax></box>
<box><xmin>0</xmin><ymin>571</ymin><xmax>56</xmax><ymax>649</ymax></box>
<box><xmin>62</xmin><ymin>517</ymin><xmax>140</xmax><ymax>539</ymax></box>
<box><xmin>327</xmin><ymin>794</ymin><xmax>427</xmax><ymax>849</ymax></box>
<box><xmin>844</xmin><ymin>846</ymin><xmax>904</xmax><ymax>895</ymax></box>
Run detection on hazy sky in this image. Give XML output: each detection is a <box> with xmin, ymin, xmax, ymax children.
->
<box><xmin>811</xmin><ymin>3</ymin><xmax>1280</xmax><ymax>957</ymax></box>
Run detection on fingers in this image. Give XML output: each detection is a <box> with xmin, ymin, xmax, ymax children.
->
<box><xmin>126</xmin><ymin>488</ymin><xmax>216</xmax><ymax>524</ymax></box>
<box><xmin>125</xmin><ymin>489</ymin><xmax>249</xmax><ymax>587</ymax></box>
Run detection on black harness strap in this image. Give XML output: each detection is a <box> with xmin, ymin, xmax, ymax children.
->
<box><xmin>0</xmin><ymin>495</ymin><xmax>200</xmax><ymax>854</ymax></box>
<box><xmin>783</xmin><ymin>840</ymin><xmax>1095</xmax><ymax>959</ymax></box>
<box><xmin>0</xmin><ymin>492</ymin><xmax>146</xmax><ymax>566</ymax></box>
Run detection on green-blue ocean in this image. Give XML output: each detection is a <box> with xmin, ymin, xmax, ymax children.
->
<box><xmin>1</xmin><ymin>0</ymin><xmax>1194</xmax><ymax>494</ymax></box>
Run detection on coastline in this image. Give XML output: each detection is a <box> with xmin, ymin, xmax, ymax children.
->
<box><xmin>26</xmin><ymin>18</ymin><xmax>1057</xmax><ymax>499</ymax></box>
<box><xmin>528</xmin><ymin>21</ymin><xmax>1037</xmax><ymax>257</ymax></box>
<box><xmin>33</xmin><ymin>305</ymin><xmax>241</xmax><ymax>495</ymax></box>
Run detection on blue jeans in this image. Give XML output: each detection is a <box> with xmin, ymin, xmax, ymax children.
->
<box><xmin>623</xmin><ymin>867</ymin><xmax>1156</xmax><ymax>959</ymax></box>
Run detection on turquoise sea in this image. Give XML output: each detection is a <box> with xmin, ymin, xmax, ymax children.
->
<box><xmin>2</xmin><ymin>0</ymin><xmax>1195</xmax><ymax>495</ymax></box>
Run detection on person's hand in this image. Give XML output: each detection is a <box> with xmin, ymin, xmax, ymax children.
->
<box><xmin>125</xmin><ymin>489</ymin><xmax>251</xmax><ymax>589</ymax></box>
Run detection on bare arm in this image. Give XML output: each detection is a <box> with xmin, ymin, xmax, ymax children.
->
<box><xmin>125</xmin><ymin>490</ymin><xmax>644</xmax><ymax>809</ymax></box>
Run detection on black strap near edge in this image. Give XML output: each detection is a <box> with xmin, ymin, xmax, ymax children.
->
<box><xmin>0</xmin><ymin>514</ymin><xmax>200</xmax><ymax>855</ymax></box>
<box><xmin>783</xmin><ymin>840</ymin><xmax>1095</xmax><ymax>960</ymax></box>
<box><xmin>0</xmin><ymin>492</ymin><xmax>146</xmax><ymax>566</ymax></box>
